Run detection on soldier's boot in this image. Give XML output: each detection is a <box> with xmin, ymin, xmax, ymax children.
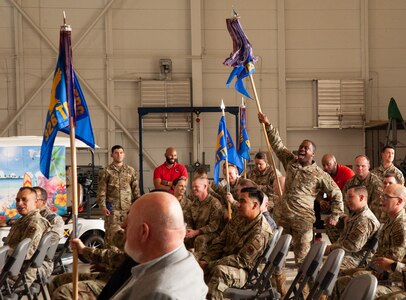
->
<box><xmin>274</xmin><ymin>272</ymin><xmax>287</xmax><ymax>297</ymax></box>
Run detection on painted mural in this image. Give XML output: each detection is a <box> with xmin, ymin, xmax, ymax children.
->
<box><xmin>0</xmin><ymin>146</ymin><xmax>66</xmax><ymax>220</ymax></box>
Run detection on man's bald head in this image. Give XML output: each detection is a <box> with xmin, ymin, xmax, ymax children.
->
<box><xmin>124</xmin><ymin>192</ymin><xmax>186</xmax><ymax>263</ymax></box>
<box><xmin>164</xmin><ymin>147</ymin><xmax>177</xmax><ymax>165</ymax></box>
<box><xmin>381</xmin><ymin>184</ymin><xmax>406</xmax><ymax>218</ymax></box>
<box><xmin>321</xmin><ymin>153</ymin><xmax>338</xmax><ymax>176</ymax></box>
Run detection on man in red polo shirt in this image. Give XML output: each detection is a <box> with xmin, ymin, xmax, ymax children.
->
<box><xmin>314</xmin><ymin>153</ymin><xmax>354</xmax><ymax>241</ymax></box>
<box><xmin>153</xmin><ymin>147</ymin><xmax>188</xmax><ymax>192</ymax></box>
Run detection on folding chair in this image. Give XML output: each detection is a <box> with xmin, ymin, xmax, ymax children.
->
<box><xmin>340</xmin><ymin>273</ymin><xmax>377</xmax><ymax>300</ymax></box>
<box><xmin>0</xmin><ymin>245</ymin><xmax>10</xmax><ymax>272</ymax></box>
<box><xmin>306</xmin><ymin>248</ymin><xmax>345</xmax><ymax>300</ymax></box>
<box><xmin>7</xmin><ymin>232</ymin><xmax>52</xmax><ymax>299</ymax></box>
<box><xmin>358</xmin><ymin>229</ymin><xmax>380</xmax><ymax>268</ymax></box>
<box><xmin>0</xmin><ymin>238</ymin><xmax>32</xmax><ymax>300</ymax></box>
<box><xmin>244</xmin><ymin>226</ymin><xmax>283</xmax><ymax>289</ymax></box>
<box><xmin>224</xmin><ymin>234</ymin><xmax>292</xmax><ymax>300</ymax></box>
<box><xmin>30</xmin><ymin>232</ymin><xmax>60</xmax><ymax>300</ymax></box>
<box><xmin>285</xmin><ymin>241</ymin><xmax>327</xmax><ymax>300</ymax></box>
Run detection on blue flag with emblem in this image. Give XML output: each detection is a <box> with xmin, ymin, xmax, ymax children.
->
<box><xmin>238</xmin><ymin>106</ymin><xmax>251</xmax><ymax>161</ymax></box>
<box><xmin>40</xmin><ymin>30</ymin><xmax>95</xmax><ymax>178</ymax></box>
<box><xmin>225</xmin><ymin>60</ymin><xmax>255</xmax><ymax>99</ymax></box>
<box><xmin>214</xmin><ymin>116</ymin><xmax>244</xmax><ymax>184</ymax></box>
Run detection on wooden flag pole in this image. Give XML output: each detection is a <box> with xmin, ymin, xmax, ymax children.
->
<box><xmin>63</xmin><ymin>11</ymin><xmax>78</xmax><ymax>300</ymax></box>
<box><xmin>248</xmin><ymin>74</ymin><xmax>283</xmax><ymax>196</ymax></box>
<box><xmin>69</xmin><ymin>117</ymin><xmax>79</xmax><ymax>300</ymax></box>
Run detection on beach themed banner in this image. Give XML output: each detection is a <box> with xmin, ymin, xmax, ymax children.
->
<box><xmin>0</xmin><ymin>145</ymin><xmax>67</xmax><ymax>220</ymax></box>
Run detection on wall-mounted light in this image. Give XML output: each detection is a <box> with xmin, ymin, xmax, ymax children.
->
<box><xmin>159</xmin><ymin>59</ymin><xmax>172</xmax><ymax>80</ymax></box>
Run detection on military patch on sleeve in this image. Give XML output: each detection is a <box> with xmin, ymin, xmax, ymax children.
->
<box><xmin>247</xmin><ymin>245</ymin><xmax>255</xmax><ymax>256</ymax></box>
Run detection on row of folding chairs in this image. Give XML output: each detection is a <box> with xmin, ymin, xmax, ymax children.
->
<box><xmin>0</xmin><ymin>232</ymin><xmax>59</xmax><ymax>300</ymax></box>
<box><xmin>280</xmin><ymin>242</ymin><xmax>376</xmax><ymax>300</ymax></box>
<box><xmin>224</xmin><ymin>234</ymin><xmax>378</xmax><ymax>300</ymax></box>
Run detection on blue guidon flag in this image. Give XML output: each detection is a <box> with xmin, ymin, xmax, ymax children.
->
<box><xmin>214</xmin><ymin>116</ymin><xmax>244</xmax><ymax>185</ymax></box>
<box><xmin>40</xmin><ymin>26</ymin><xmax>95</xmax><ymax>178</ymax></box>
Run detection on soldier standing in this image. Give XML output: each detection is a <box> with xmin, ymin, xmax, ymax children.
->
<box><xmin>258</xmin><ymin>112</ymin><xmax>343</xmax><ymax>266</ymax></box>
<box><xmin>372</xmin><ymin>145</ymin><xmax>405</xmax><ymax>185</ymax></box>
<box><xmin>97</xmin><ymin>145</ymin><xmax>139</xmax><ymax>248</ymax></box>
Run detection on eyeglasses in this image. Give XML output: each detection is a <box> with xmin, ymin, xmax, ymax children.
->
<box><xmin>381</xmin><ymin>194</ymin><xmax>401</xmax><ymax>201</ymax></box>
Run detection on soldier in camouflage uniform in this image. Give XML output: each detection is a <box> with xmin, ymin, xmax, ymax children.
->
<box><xmin>199</xmin><ymin>187</ymin><xmax>273</xmax><ymax>300</ymax></box>
<box><xmin>258</xmin><ymin>112</ymin><xmax>343</xmax><ymax>265</ymax></box>
<box><xmin>50</xmin><ymin>225</ymin><xmax>126</xmax><ymax>300</ymax></box>
<box><xmin>4</xmin><ymin>187</ymin><xmax>51</xmax><ymax>285</ymax></box>
<box><xmin>324</xmin><ymin>185</ymin><xmax>380</xmax><ymax>271</ymax></box>
<box><xmin>97</xmin><ymin>145</ymin><xmax>139</xmax><ymax>248</ymax></box>
<box><xmin>33</xmin><ymin>186</ymin><xmax>64</xmax><ymax>278</ymax></box>
<box><xmin>333</xmin><ymin>184</ymin><xmax>406</xmax><ymax>299</ymax></box>
<box><xmin>372</xmin><ymin>145</ymin><xmax>405</xmax><ymax>185</ymax></box>
<box><xmin>247</xmin><ymin>151</ymin><xmax>284</xmax><ymax>211</ymax></box>
<box><xmin>172</xmin><ymin>176</ymin><xmax>191</xmax><ymax>216</ymax></box>
<box><xmin>185</xmin><ymin>176</ymin><xmax>223</xmax><ymax>259</ymax></box>
<box><xmin>327</xmin><ymin>155</ymin><xmax>384</xmax><ymax>243</ymax></box>
<box><xmin>343</xmin><ymin>155</ymin><xmax>384</xmax><ymax>221</ymax></box>
<box><xmin>211</xmin><ymin>163</ymin><xmax>241</xmax><ymax>216</ymax></box>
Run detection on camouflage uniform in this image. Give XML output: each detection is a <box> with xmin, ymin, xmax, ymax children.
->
<box><xmin>372</xmin><ymin>164</ymin><xmax>405</xmax><ymax>185</ymax></box>
<box><xmin>97</xmin><ymin>163</ymin><xmax>139</xmax><ymax>247</ymax></box>
<box><xmin>39</xmin><ymin>207</ymin><xmax>65</xmax><ymax>278</ymax></box>
<box><xmin>184</xmin><ymin>194</ymin><xmax>223</xmax><ymax>258</ymax></box>
<box><xmin>201</xmin><ymin>213</ymin><xmax>273</xmax><ymax>300</ymax></box>
<box><xmin>211</xmin><ymin>178</ymin><xmax>241</xmax><ymax>208</ymax></box>
<box><xmin>247</xmin><ymin>165</ymin><xmax>282</xmax><ymax>210</ymax></box>
<box><xmin>329</xmin><ymin>205</ymin><xmax>380</xmax><ymax>270</ymax></box>
<box><xmin>4</xmin><ymin>209</ymin><xmax>50</xmax><ymax>285</ymax></box>
<box><xmin>178</xmin><ymin>194</ymin><xmax>192</xmax><ymax>218</ymax></box>
<box><xmin>333</xmin><ymin>209</ymin><xmax>406</xmax><ymax>299</ymax></box>
<box><xmin>265</xmin><ymin>124</ymin><xmax>343</xmax><ymax>264</ymax></box>
<box><xmin>50</xmin><ymin>240</ymin><xmax>126</xmax><ymax>300</ymax></box>
<box><xmin>343</xmin><ymin>173</ymin><xmax>384</xmax><ymax>221</ymax></box>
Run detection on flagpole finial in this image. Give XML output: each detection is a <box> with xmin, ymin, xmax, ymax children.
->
<box><xmin>231</xmin><ymin>6</ymin><xmax>239</xmax><ymax>18</ymax></box>
<box><xmin>220</xmin><ymin>99</ymin><xmax>225</xmax><ymax>110</ymax></box>
<box><xmin>61</xmin><ymin>11</ymin><xmax>71</xmax><ymax>31</ymax></box>
<box><xmin>241</xmin><ymin>97</ymin><xmax>245</xmax><ymax>108</ymax></box>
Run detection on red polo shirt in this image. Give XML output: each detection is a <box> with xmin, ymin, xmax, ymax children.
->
<box><xmin>153</xmin><ymin>162</ymin><xmax>188</xmax><ymax>183</ymax></box>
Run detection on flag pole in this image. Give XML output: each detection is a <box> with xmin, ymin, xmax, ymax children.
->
<box><xmin>62</xmin><ymin>11</ymin><xmax>79</xmax><ymax>300</ymax></box>
<box><xmin>221</xmin><ymin>100</ymin><xmax>232</xmax><ymax>220</ymax></box>
<box><xmin>241</xmin><ymin>98</ymin><xmax>247</xmax><ymax>179</ymax></box>
<box><xmin>248</xmin><ymin>74</ymin><xmax>282</xmax><ymax>196</ymax></box>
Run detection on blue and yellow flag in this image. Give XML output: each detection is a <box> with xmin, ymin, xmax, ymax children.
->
<box><xmin>40</xmin><ymin>33</ymin><xmax>95</xmax><ymax>178</ymax></box>
<box><xmin>226</xmin><ymin>61</ymin><xmax>255</xmax><ymax>99</ymax></box>
<box><xmin>238</xmin><ymin>106</ymin><xmax>251</xmax><ymax>161</ymax></box>
<box><xmin>214</xmin><ymin>116</ymin><xmax>244</xmax><ymax>184</ymax></box>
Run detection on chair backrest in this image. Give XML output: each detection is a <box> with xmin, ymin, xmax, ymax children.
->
<box><xmin>30</xmin><ymin>232</ymin><xmax>53</xmax><ymax>268</ymax></box>
<box><xmin>0</xmin><ymin>245</ymin><xmax>10</xmax><ymax>272</ymax></box>
<box><xmin>340</xmin><ymin>274</ymin><xmax>377</xmax><ymax>300</ymax></box>
<box><xmin>257</xmin><ymin>234</ymin><xmax>292</xmax><ymax>293</ymax></box>
<box><xmin>285</xmin><ymin>241</ymin><xmax>327</xmax><ymax>300</ymax></box>
<box><xmin>8</xmin><ymin>238</ymin><xmax>32</xmax><ymax>277</ymax></box>
<box><xmin>358</xmin><ymin>229</ymin><xmax>380</xmax><ymax>267</ymax></box>
<box><xmin>307</xmin><ymin>248</ymin><xmax>345</xmax><ymax>300</ymax></box>
<box><xmin>244</xmin><ymin>226</ymin><xmax>284</xmax><ymax>288</ymax></box>
<box><xmin>45</xmin><ymin>233</ymin><xmax>60</xmax><ymax>262</ymax></box>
